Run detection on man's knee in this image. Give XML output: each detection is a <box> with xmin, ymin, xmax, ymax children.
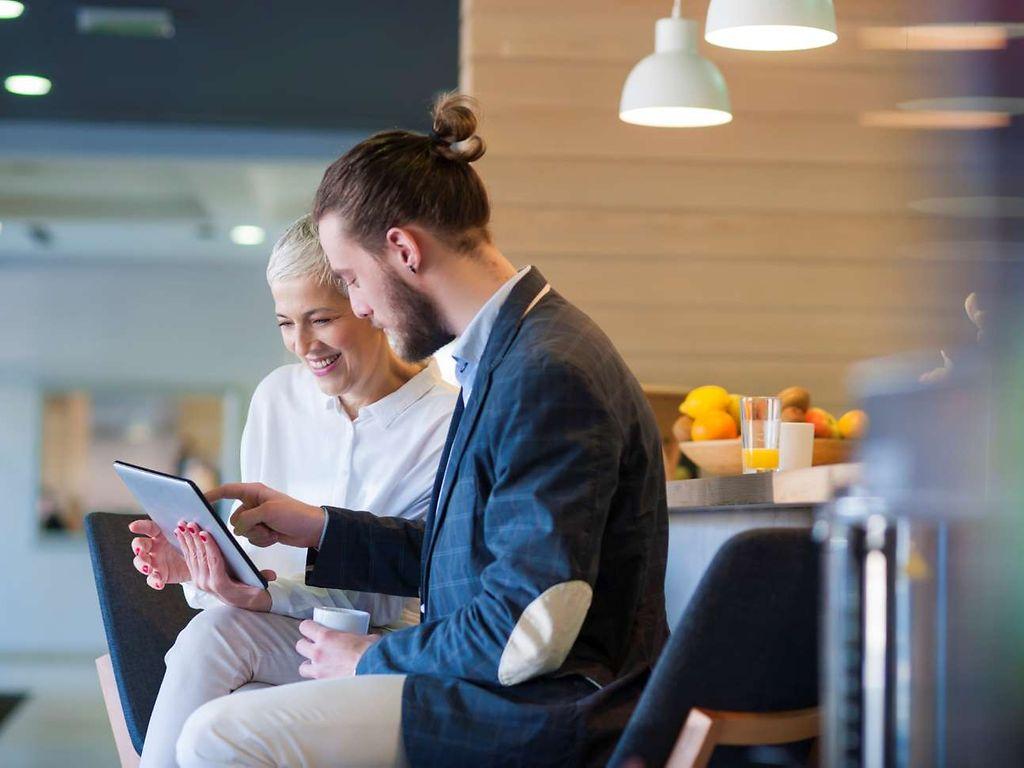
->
<box><xmin>176</xmin><ymin>694</ymin><xmax>248</xmax><ymax>767</ymax></box>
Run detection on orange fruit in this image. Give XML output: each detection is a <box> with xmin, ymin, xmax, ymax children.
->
<box><xmin>691</xmin><ymin>410</ymin><xmax>739</xmax><ymax>441</ymax></box>
<box><xmin>837</xmin><ymin>410</ymin><xmax>869</xmax><ymax>439</ymax></box>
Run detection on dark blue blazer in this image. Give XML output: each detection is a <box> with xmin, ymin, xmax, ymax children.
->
<box><xmin>307</xmin><ymin>268</ymin><xmax>668</xmax><ymax>766</ymax></box>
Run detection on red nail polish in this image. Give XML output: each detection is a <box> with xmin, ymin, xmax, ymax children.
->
<box><xmin>142</xmin><ymin>565</ymin><xmax>150</xmax><ymax>574</ymax></box>
<box><xmin>187</xmin><ymin>524</ymin><xmax>197</xmax><ymax>533</ymax></box>
<box><xmin>199</xmin><ymin>532</ymin><xmax>208</xmax><ymax>542</ymax></box>
<box><xmin>177</xmin><ymin>522</ymin><xmax>186</xmax><ymax>531</ymax></box>
<box><xmin>134</xmin><ymin>546</ymin><xmax>140</xmax><ymax>555</ymax></box>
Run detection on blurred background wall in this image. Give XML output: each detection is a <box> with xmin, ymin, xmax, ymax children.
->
<box><xmin>462</xmin><ymin>0</ymin><xmax>983</xmax><ymax>412</ymax></box>
<box><xmin>0</xmin><ymin>0</ymin><xmax>1008</xmax><ymax>667</ymax></box>
<box><xmin>0</xmin><ymin>0</ymin><xmax>459</xmax><ymax>656</ymax></box>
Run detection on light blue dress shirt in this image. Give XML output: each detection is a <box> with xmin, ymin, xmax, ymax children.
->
<box><xmin>448</xmin><ymin>266</ymin><xmax>532</xmax><ymax>403</ymax></box>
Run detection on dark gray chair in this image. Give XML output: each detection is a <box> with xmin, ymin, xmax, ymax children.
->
<box><xmin>609</xmin><ymin>527</ymin><xmax>820</xmax><ymax>768</ymax></box>
<box><xmin>86</xmin><ymin>516</ymin><xmax>819</xmax><ymax>767</ymax></box>
<box><xmin>85</xmin><ymin>511</ymin><xmax>198</xmax><ymax>765</ymax></box>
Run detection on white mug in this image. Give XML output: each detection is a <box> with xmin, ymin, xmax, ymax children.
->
<box><xmin>313</xmin><ymin>606</ymin><xmax>370</xmax><ymax>635</ymax></box>
<box><xmin>779</xmin><ymin>422</ymin><xmax>815</xmax><ymax>471</ymax></box>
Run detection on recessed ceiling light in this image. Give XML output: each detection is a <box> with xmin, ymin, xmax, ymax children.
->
<box><xmin>909</xmin><ymin>197</ymin><xmax>1024</xmax><ymax>218</ymax></box>
<box><xmin>860</xmin><ymin>110</ymin><xmax>1010</xmax><ymax>130</ymax></box>
<box><xmin>0</xmin><ymin>1</ymin><xmax>24</xmax><ymax>20</ymax></box>
<box><xmin>5</xmin><ymin>74</ymin><xmax>51</xmax><ymax>96</ymax></box>
<box><xmin>860</xmin><ymin>22</ymin><xmax>1024</xmax><ymax>51</ymax></box>
<box><xmin>76</xmin><ymin>7</ymin><xmax>175</xmax><ymax>39</ymax></box>
<box><xmin>230</xmin><ymin>225</ymin><xmax>265</xmax><ymax>246</ymax></box>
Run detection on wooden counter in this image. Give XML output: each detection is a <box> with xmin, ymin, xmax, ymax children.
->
<box><xmin>664</xmin><ymin>463</ymin><xmax>862</xmax><ymax>626</ymax></box>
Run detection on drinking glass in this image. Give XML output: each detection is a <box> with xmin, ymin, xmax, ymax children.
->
<box><xmin>740</xmin><ymin>396</ymin><xmax>781</xmax><ymax>473</ymax></box>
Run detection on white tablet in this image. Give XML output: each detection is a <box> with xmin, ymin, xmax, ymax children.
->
<box><xmin>113</xmin><ymin>460</ymin><xmax>267</xmax><ymax>590</ymax></box>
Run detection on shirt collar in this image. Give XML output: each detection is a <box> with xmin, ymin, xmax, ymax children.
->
<box><xmin>324</xmin><ymin>359</ymin><xmax>444</xmax><ymax>430</ymax></box>
<box><xmin>449</xmin><ymin>266</ymin><xmax>532</xmax><ymax>388</ymax></box>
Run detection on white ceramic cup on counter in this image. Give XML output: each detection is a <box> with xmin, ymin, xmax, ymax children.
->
<box><xmin>313</xmin><ymin>606</ymin><xmax>370</xmax><ymax>635</ymax></box>
<box><xmin>778</xmin><ymin>422</ymin><xmax>815</xmax><ymax>471</ymax></box>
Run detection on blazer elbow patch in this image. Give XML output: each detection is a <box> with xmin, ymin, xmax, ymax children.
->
<box><xmin>497</xmin><ymin>580</ymin><xmax>593</xmax><ymax>686</ymax></box>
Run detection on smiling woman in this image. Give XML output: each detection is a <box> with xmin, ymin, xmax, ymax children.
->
<box><xmin>267</xmin><ymin>215</ymin><xmax>425</xmax><ymax>414</ymax></box>
<box><xmin>130</xmin><ymin>215</ymin><xmax>458</xmax><ymax>767</ymax></box>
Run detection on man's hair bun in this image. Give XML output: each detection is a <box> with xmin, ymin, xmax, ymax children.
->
<box><xmin>430</xmin><ymin>92</ymin><xmax>486</xmax><ymax>163</ymax></box>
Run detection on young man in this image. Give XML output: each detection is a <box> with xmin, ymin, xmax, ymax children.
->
<box><xmin>183</xmin><ymin>94</ymin><xmax>668</xmax><ymax>768</ymax></box>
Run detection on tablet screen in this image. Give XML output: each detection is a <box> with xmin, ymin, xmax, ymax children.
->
<box><xmin>113</xmin><ymin>460</ymin><xmax>267</xmax><ymax>590</ymax></box>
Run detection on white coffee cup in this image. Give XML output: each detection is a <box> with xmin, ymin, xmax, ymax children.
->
<box><xmin>778</xmin><ymin>422</ymin><xmax>815</xmax><ymax>471</ymax></box>
<box><xmin>313</xmin><ymin>606</ymin><xmax>370</xmax><ymax>635</ymax></box>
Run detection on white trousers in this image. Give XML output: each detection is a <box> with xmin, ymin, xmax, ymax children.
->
<box><xmin>139</xmin><ymin>606</ymin><xmax>407</xmax><ymax>768</ymax></box>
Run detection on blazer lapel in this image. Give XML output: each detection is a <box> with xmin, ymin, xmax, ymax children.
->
<box><xmin>420</xmin><ymin>269</ymin><xmax>550</xmax><ymax>602</ymax></box>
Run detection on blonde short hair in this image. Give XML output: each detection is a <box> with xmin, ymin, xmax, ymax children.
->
<box><xmin>265</xmin><ymin>214</ymin><xmax>338</xmax><ymax>289</ymax></box>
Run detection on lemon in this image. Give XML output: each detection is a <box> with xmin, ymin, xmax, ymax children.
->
<box><xmin>728</xmin><ymin>393</ymin><xmax>743</xmax><ymax>427</ymax></box>
<box><xmin>679</xmin><ymin>385</ymin><xmax>731</xmax><ymax>420</ymax></box>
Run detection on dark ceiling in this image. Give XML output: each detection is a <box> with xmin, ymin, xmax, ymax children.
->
<box><xmin>0</xmin><ymin>0</ymin><xmax>459</xmax><ymax>132</ymax></box>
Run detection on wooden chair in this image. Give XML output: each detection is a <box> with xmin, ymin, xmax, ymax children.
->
<box><xmin>666</xmin><ymin>707</ymin><xmax>819</xmax><ymax>768</ymax></box>
<box><xmin>96</xmin><ymin>653</ymin><xmax>141</xmax><ymax>768</ymax></box>
<box><xmin>610</xmin><ymin>528</ymin><xmax>821</xmax><ymax>767</ymax></box>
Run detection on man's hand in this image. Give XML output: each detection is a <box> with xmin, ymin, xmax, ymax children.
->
<box><xmin>175</xmin><ymin>521</ymin><xmax>276</xmax><ymax>612</ymax></box>
<box><xmin>295</xmin><ymin>621</ymin><xmax>381</xmax><ymax>680</ymax></box>
<box><xmin>206</xmin><ymin>482</ymin><xmax>325</xmax><ymax>549</ymax></box>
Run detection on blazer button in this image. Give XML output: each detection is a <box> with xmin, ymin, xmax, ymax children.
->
<box><xmin>420</xmin><ymin>604</ymin><xmax>426</xmax><ymax>614</ymax></box>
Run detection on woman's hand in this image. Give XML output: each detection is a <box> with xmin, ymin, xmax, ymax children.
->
<box><xmin>175</xmin><ymin>521</ymin><xmax>277</xmax><ymax>612</ymax></box>
<box><xmin>129</xmin><ymin>518</ymin><xmax>191</xmax><ymax>590</ymax></box>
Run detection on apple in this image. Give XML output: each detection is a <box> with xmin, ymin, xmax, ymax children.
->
<box><xmin>806</xmin><ymin>407</ymin><xmax>839</xmax><ymax>439</ymax></box>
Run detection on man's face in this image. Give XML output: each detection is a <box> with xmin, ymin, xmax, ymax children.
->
<box><xmin>318</xmin><ymin>212</ymin><xmax>454</xmax><ymax>362</ymax></box>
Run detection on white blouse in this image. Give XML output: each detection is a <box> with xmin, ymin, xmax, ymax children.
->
<box><xmin>183</xmin><ymin>360</ymin><xmax>457</xmax><ymax>627</ymax></box>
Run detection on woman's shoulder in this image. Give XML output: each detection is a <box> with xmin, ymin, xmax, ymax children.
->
<box><xmin>249</xmin><ymin>362</ymin><xmax>316</xmax><ymax>414</ymax></box>
<box><xmin>392</xmin><ymin>360</ymin><xmax>458</xmax><ymax>425</ymax></box>
<box><xmin>416</xmin><ymin>360</ymin><xmax>459</xmax><ymax>406</ymax></box>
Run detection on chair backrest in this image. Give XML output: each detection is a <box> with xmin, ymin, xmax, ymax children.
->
<box><xmin>85</xmin><ymin>512</ymin><xmax>198</xmax><ymax>753</ymax></box>
<box><xmin>610</xmin><ymin>527</ymin><xmax>819</xmax><ymax>767</ymax></box>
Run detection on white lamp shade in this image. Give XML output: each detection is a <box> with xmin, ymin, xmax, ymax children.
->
<box><xmin>705</xmin><ymin>0</ymin><xmax>837</xmax><ymax>51</ymax></box>
<box><xmin>620</xmin><ymin>17</ymin><xmax>732</xmax><ymax>128</ymax></box>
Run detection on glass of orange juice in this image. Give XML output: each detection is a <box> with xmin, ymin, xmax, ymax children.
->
<box><xmin>740</xmin><ymin>396</ymin><xmax>781</xmax><ymax>473</ymax></box>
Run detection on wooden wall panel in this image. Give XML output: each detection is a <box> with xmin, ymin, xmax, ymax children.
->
<box><xmin>461</xmin><ymin>0</ymin><xmax>974</xmax><ymax>413</ymax></box>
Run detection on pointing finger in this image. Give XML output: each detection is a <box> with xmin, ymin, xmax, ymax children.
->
<box><xmin>207</xmin><ymin>482</ymin><xmax>265</xmax><ymax>506</ymax></box>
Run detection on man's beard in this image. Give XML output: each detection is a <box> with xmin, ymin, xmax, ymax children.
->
<box><xmin>380</xmin><ymin>264</ymin><xmax>454</xmax><ymax>363</ymax></box>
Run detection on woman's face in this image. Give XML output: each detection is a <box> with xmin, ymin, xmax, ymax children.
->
<box><xmin>271</xmin><ymin>277</ymin><xmax>384</xmax><ymax>398</ymax></box>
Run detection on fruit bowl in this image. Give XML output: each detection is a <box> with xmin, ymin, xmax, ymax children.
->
<box><xmin>678</xmin><ymin>438</ymin><xmax>859</xmax><ymax>477</ymax></box>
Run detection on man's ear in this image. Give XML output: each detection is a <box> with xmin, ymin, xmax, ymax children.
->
<box><xmin>385</xmin><ymin>227</ymin><xmax>422</xmax><ymax>275</ymax></box>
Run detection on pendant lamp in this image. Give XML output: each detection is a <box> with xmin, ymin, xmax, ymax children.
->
<box><xmin>619</xmin><ymin>0</ymin><xmax>732</xmax><ymax>128</ymax></box>
<box><xmin>705</xmin><ymin>0</ymin><xmax>838</xmax><ymax>51</ymax></box>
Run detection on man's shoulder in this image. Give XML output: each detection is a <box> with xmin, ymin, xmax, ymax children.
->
<box><xmin>504</xmin><ymin>292</ymin><xmax>624</xmax><ymax>381</ymax></box>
